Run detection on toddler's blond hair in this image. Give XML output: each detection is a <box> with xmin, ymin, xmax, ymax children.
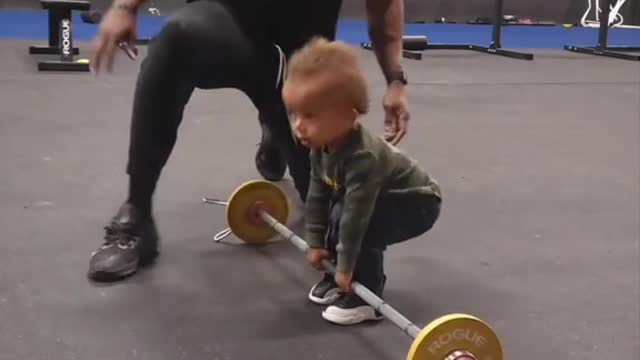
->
<box><xmin>286</xmin><ymin>37</ymin><xmax>369</xmax><ymax>114</ymax></box>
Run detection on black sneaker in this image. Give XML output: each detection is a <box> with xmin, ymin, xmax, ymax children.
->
<box><xmin>255</xmin><ymin>117</ymin><xmax>287</xmax><ymax>182</ymax></box>
<box><xmin>322</xmin><ymin>292</ymin><xmax>384</xmax><ymax>325</ymax></box>
<box><xmin>308</xmin><ymin>273</ymin><xmax>341</xmax><ymax>305</ymax></box>
<box><xmin>87</xmin><ymin>203</ymin><xmax>159</xmax><ymax>282</ymax></box>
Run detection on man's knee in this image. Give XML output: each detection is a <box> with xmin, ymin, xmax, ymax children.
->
<box><xmin>154</xmin><ymin>6</ymin><xmax>200</xmax><ymax>46</ymax></box>
<box><xmin>143</xmin><ymin>13</ymin><xmax>189</xmax><ymax>64</ymax></box>
<box><xmin>154</xmin><ymin>1</ymin><xmax>225</xmax><ymax>52</ymax></box>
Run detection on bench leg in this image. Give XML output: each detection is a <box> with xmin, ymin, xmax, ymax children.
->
<box><xmin>29</xmin><ymin>8</ymin><xmax>79</xmax><ymax>55</ymax></box>
<box><xmin>37</xmin><ymin>14</ymin><xmax>90</xmax><ymax>72</ymax></box>
<box><xmin>38</xmin><ymin>61</ymin><xmax>90</xmax><ymax>71</ymax></box>
<box><xmin>29</xmin><ymin>46</ymin><xmax>80</xmax><ymax>55</ymax></box>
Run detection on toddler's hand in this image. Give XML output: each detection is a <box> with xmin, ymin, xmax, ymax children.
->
<box><xmin>335</xmin><ymin>271</ymin><xmax>353</xmax><ymax>292</ymax></box>
<box><xmin>307</xmin><ymin>248</ymin><xmax>331</xmax><ymax>271</ymax></box>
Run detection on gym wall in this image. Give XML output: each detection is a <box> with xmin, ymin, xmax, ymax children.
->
<box><xmin>340</xmin><ymin>0</ymin><xmax>639</xmax><ymax>25</ymax></box>
<box><xmin>1</xmin><ymin>0</ymin><xmax>638</xmax><ymax>25</ymax></box>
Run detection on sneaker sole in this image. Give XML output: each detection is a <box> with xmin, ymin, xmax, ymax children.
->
<box><xmin>87</xmin><ymin>250</ymin><xmax>159</xmax><ymax>283</ymax></box>
<box><xmin>88</xmin><ymin>266</ymin><xmax>137</xmax><ymax>283</ymax></box>
<box><xmin>322</xmin><ymin>306</ymin><xmax>384</xmax><ymax>325</ymax></box>
<box><xmin>308</xmin><ymin>287</ymin><xmax>341</xmax><ymax>305</ymax></box>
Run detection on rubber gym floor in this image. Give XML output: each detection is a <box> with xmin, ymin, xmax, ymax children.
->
<box><xmin>1</xmin><ymin>8</ymin><xmax>639</xmax><ymax>360</ymax></box>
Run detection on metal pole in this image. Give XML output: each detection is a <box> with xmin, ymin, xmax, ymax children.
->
<box><xmin>598</xmin><ymin>0</ymin><xmax>612</xmax><ymax>48</ymax></box>
<box><xmin>259</xmin><ymin>210</ymin><xmax>422</xmax><ymax>339</ymax></box>
<box><xmin>491</xmin><ymin>0</ymin><xmax>504</xmax><ymax>49</ymax></box>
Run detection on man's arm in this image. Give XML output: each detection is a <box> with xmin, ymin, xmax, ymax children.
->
<box><xmin>112</xmin><ymin>0</ymin><xmax>145</xmax><ymax>13</ymax></box>
<box><xmin>365</xmin><ymin>0</ymin><xmax>404</xmax><ymax>82</ymax></box>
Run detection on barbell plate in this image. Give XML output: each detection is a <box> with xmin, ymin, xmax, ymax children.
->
<box><xmin>407</xmin><ymin>313</ymin><xmax>503</xmax><ymax>360</ymax></box>
<box><xmin>226</xmin><ymin>180</ymin><xmax>289</xmax><ymax>245</ymax></box>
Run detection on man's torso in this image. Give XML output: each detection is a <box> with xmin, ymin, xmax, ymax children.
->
<box><xmin>206</xmin><ymin>0</ymin><xmax>344</xmax><ymax>55</ymax></box>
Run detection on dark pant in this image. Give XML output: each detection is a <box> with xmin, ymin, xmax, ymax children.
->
<box><xmin>324</xmin><ymin>191</ymin><xmax>441</xmax><ymax>296</ymax></box>
<box><xmin>125</xmin><ymin>0</ymin><xmax>342</xmax><ymax>203</ymax></box>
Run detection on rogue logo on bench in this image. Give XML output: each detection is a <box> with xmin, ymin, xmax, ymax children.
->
<box><xmin>60</xmin><ymin>18</ymin><xmax>72</xmax><ymax>59</ymax></box>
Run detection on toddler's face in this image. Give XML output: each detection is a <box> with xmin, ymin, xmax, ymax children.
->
<box><xmin>282</xmin><ymin>77</ymin><xmax>356</xmax><ymax>149</ymax></box>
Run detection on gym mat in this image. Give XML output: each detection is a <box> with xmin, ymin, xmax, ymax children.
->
<box><xmin>1</xmin><ymin>38</ymin><xmax>639</xmax><ymax>360</ymax></box>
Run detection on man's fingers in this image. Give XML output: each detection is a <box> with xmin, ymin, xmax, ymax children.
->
<box><xmin>390</xmin><ymin>126</ymin><xmax>407</xmax><ymax>145</ymax></box>
<box><xmin>90</xmin><ymin>34</ymin><xmax>106</xmax><ymax>74</ymax></box>
<box><xmin>92</xmin><ymin>31</ymin><xmax>116</xmax><ymax>74</ymax></box>
<box><xmin>118</xmin><ymin>42</ymin><xmax>137</xmax><ymax>61</ymax></box>
<box><xmin>126</xmin><ymin>32</ymin><xmax>139</xmax><ymax>59</ymax></box>
<box><xmin>391</xmin><ymin>111</ymin><xmax>409</xmax><ymax>145</ymax></box>
<box><xmin>104</xmin><ymin>39</ymin><xmax>117</xmax><ymax>73</ymax></box>
<box><xmin>384</xmin><ymin>112</ymin><xmax>397</xmax><ymax>141</ymax></box>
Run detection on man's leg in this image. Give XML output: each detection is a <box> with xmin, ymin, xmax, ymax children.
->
<box><xmin>257</xmin><ymin>0</ymin><xmax>344</xmax><ymax>201</ymax></box>
<box><xmin>254</xmin><ymin>88</ymin><xmax>310</xmax><ymax>200</ymax></box>
<box><xmin>88</xmin><ymin>0</ymin><xmax>279</xmax><ymax>282</ymax></box>
<box><xmin>254</xmin><ymin>45</ymin><xmax>288</xmax><ymax>182</ymax></box>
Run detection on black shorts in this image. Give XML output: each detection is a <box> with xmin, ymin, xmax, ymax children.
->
<box><xmin>200</xmin><ymin>0</ymin><xmax>344</xmax><ymax>56</ymax></box>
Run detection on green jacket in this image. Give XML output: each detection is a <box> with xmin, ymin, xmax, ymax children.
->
<box><xmin>304</xmin><ymin>124</ymin><xmax>442</xmax><ymax>273</ymax></box>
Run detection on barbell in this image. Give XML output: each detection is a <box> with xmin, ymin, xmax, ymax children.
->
<box><xmin>203</xmin><ymin>180</ymin><xmax>504</xmax><ymax>360</ymax></box>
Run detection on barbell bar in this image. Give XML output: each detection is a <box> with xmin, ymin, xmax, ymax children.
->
<box><xmin>203</xmin><ymin>180</ymin><xmax>504</xmax><ymax>360</ymax></box>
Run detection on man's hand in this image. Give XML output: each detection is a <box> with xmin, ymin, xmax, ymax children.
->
<box><xmin>365</xmin><ymin>0</ymin><xmax>409</xmax><ymax>145</ymax></box>
<box><xmin>90</xmin><ymin>2</ymin><xmax>139</xmax><ymax>74</ymax></box>
<box><xmin>335</xmin><ymin>271</ymin><xmax>354</xmax><ymax>292</ymax></box>
<box><xmin>383</xmin><ymin>82</ymin><xmax>409</xmax><ymax>145</ymax></box>
<box><xmin>307</xmin><ymin>248</ymin><xmax>332</xmax><ymax>271</ymax></box>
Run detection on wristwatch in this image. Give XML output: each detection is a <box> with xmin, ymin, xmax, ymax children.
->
<box><xmin>386</xmin><ymin>69</ymin><xmax>408</xmax><ymax>85</ymax></box>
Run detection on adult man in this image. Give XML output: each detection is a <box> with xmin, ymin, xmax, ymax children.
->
<box><xmin>88</xmin><ymin>0</ymin><xmax>410</xmax><ymax>282</ymax></box>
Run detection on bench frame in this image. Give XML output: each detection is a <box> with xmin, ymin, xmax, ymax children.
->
<box><xmin>28</xmin><ymin>0</ymin><xmax>92</xmax><ymax>72</ymax></box>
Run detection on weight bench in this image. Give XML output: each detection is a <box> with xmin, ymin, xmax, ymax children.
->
<box><xmin>28</xmin><ymin>0</ymin><xmax>91</xmax><ymax>72</ymax></box>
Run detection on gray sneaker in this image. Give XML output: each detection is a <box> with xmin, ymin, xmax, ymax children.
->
<box><xmin>87</xmin><ymin>203</ymin><xmax>159</xmax><ymax>282</ymax></box>
<box><xmin>308</xmin><ymin>273</ymin><xmax>341</xmax><ymax>305</ymax></box>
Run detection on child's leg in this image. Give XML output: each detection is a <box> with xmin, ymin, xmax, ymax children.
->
<box><xmin>321</xmin><ymin>192</ymin><xmax>440</xmax><ymax>325</ymax></box>
<box><xmin>353</xmin><ymin>247</ymin><xmax>386</xmax><ymax>296</ymax></box>
<box><xmin>321</xmin><ymin>247</ymin><xmax>385</xmax><ymax>325</ymax></box>
<box><xmin>308</xmin><ymin>196</ymin><xmax>342</xmax><ymax>305</ymax></box>
<box><xmin>368</xmin><ymin>192</ymin><xmax>442</xmax><ymax>247</ymax></box>
<box><xmin>320</xmin><ymin>196</ymin><xmax>386</xmax><ymax>325</ymax></box>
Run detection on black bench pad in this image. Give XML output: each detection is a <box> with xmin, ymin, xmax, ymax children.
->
<box><xmin>41</xmin><ymin>0</ymin><xmax>91</xmax><ymax>11</ymax></box>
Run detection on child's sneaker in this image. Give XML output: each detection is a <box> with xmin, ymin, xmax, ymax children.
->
<box><xmin>308</xmin><ymin>273</ymin><xmax>341</xmax><ymax>305</ymax></box>
<box><xmin>321</xmin><ymin>292</ymin><xmax>384</xmax><ymax>325</ymax></box>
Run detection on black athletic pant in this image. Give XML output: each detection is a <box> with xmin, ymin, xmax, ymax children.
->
<box><xmin>125</xmin><ymin>0</ymin><xmax>342</xmax><ymax>213</ymax></box>
<box><xmin>324</xmin><ymin>191</ymin><xmax>441</xmax><ymax>296</ymax></box>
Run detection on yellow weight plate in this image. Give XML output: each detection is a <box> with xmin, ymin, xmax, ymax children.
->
<box><xmin>407</xmin><ymin>313</ymin><xmax>503</xmax><ymax>360</ymax></box>
<box><xmin>226</xmin><ymin>180</ymin><xmax>289</xmax><ymax>245</ymax></box>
